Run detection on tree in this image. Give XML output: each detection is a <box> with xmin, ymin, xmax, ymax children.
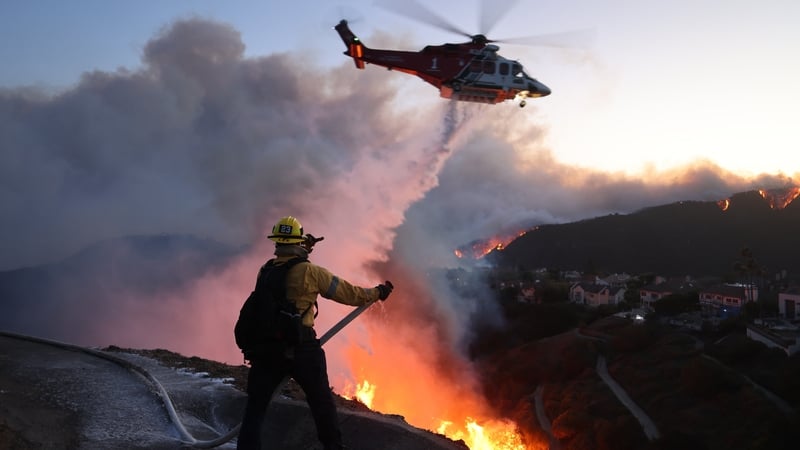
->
<box><xmin>733</xmin><ymin>247</ymin><xmax>767</xmax><ymax>319</ymax></box>
<box><xmin>653</xmin><ymin>292</ymin><xmax>699</xmax><ymax>316</ymax></box>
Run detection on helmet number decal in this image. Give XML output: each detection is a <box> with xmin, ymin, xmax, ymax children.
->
<box><xmin>279</xmin><ymin>224</ymin><xmax>294</xmax><ymax>234</ymax></box>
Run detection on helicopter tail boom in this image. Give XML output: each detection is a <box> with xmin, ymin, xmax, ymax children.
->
<box><xmin>335</xmin><ymin>20</ymin><xmax>366</xmax><ymax>69</ymax></box>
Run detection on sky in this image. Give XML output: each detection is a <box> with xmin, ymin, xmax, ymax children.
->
<box><xmin>2</xmin><ymin>0</ymin><xmax>799</xmax><ymax>177</ymax></box>
<box><xmin>2</xmin><ymin>1</ymin><xmax>798</xmax><ymax>444</ymax></box>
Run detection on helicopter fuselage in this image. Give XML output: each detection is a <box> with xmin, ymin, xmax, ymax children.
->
<box><xmin>335</xmin><ymin>20</ymin><xmax>550</xmax><ymax>106</ymax></box>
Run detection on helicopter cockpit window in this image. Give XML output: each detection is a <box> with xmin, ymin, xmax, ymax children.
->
<box><xmin>499</xmin><ymin>63</ymin><xmax>509</xmax><ymax>75</ymax></box>
<box><xmin>483</xmin><ymin>61</ymin><xmax>495</xmax><ymax>74</ymax></box>
<box><xmin>470</xmin><ymin>60</ymin><xmax>482</xmax><ymax>72</ymax></box>
<box><xmin>513</xmin><ymin>64</ymin><xmax>524</xmax><ymax>77</ymax></box>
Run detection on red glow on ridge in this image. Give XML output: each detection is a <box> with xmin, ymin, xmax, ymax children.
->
<box><xmin>455</xmin><ymin>230</ymin><xmax>528</xmax><ymax>259</ymax></box>
<box><xmin>758</xmin><ymin>186</ymin><xmax>800</xmax><ymax>210</ymax></box>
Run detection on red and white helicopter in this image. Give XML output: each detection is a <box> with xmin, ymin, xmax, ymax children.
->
<box><xmin>334</xmin><ymin>1</ymin><xmax>585</xmax><ymax>107</ymax></box>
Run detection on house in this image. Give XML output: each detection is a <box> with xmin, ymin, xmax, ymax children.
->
<box><xmin>562</xmin><ymin>270</ymin><xmax>582</xmax><ymax>282</ymax></box>
<box><xmin>746</xmin><ymin>323</ymin><xmax>800</xmax><ymax>356</ymax></box>
<box><xmin>570</xmin><ymin>282</ymin><xmax>626</xmax><ymax>307</ymax></box>
<box><xmin>518</xmin><ymin>284</ymin><xmax>536</xmax><ymax>303</ymax></box>
<box><xmin>699</xmin><ymin>283</ymin><xmax>758</xmax><ymax>317</ymax></box>
<box><xmin>639</xmin><ymin>277</ymin><xmax>697</xmax><ymax>308</ymax></box>
<box><xmin>603</xmin><ymin>273</ymin><xmax>632</xmax><ymax>287</ymax></box>
<box><xmin>778</xmin><ymin>286</ymin><xmax>800</xmax><ymax>320</ymax></box>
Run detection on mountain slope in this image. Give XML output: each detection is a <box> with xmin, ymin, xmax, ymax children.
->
<box><xmin>496</xmin><ymin>190</ymin><xmax>800</xmax><ymax>278</ymax></box>
<box><xmin>0</xmin><ymin>234</ymin><xmax>241</xmax><ymax>342</ymax></box>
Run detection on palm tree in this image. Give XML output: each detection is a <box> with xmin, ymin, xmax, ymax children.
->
<box><xmin>733</xmin><ymin>247</ymin><xmax>766</xmax><ymax>319</ymax></box>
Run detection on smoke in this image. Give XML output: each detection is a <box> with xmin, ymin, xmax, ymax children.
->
<box><xmin>399</xmin><ymin>134</ymin><xmax>795</xmax><ymax>260</ymax></box>
<box><xmin>1</xmin><ymin>17</ymin><xmax>795</xmax><ymax>438</ymax></box>
<box><xmin>0</xmin><ymin>19</ymin><xmax>439</xmax><ymax>270</ymax></box>
<box><xmin>0</xmin><ymin>17</ymin><xmax>480</xmax><ymax>349</ymax></box>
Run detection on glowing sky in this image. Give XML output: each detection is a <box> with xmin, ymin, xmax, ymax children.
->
<box><xmin>2</xmin><ymin>0</ymin><xmax>798</xmax><ymax>177</ymax></box>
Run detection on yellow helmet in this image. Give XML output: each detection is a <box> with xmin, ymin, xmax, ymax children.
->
<box><xmin>268</xmin><ymin>216</ymin><xmax>305</xmax><ymax>244</ymax></box>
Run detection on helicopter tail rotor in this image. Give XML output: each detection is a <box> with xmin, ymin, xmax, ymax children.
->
<box><xmin>335</xmin><ymin>20</ymin><xmax>367</xmax><ymax>69</ymax></box>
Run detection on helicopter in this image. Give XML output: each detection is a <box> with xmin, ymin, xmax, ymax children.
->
<box><xmin>335</xmin><ymin>20</ymin><xmax>549</xmax><ymax>108</ymax></box>
<box><xmin>332</xmin><ymin>0</ymin><xmax>580</xmax><ymax>108</ymax></box>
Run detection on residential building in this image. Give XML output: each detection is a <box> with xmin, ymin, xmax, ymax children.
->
<box><xmin>639</xmin><ymin>277</ymin><xmax>697</xmax><ymax>308</ymax></box>
<box><xmin>518</xmin><ymin>284</ymin><xmax>536</xmax><ymax>303</ymax></box>
<box><xmin>570</xmin><ymin>282</ymin><xmax>626</xmax><ymax>307</ymax></box>
<box><xmin>699</xmin><ymin>283</ymin><xmax>758</xmax><ymax>317</ymax></box>
<box><xmin>562</xmin><ymin>270</ymin><xmax>582</xmax><ymax>282</ymax></box>
<box><xmin>747</xmin><ymin>323</ymin><xmax>800</xmax><ymax>356</ymax></box>
<box><xmin>603</xmin><ymin>273</ymin><xmax>632</xmax><ymax>287</ymax></box>
<box><xmin>778</xmin><ymin>287</ymin><xmax>800</xmax><ymax>320</ymax></box>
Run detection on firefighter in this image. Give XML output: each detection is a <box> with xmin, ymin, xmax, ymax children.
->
<box><xmin>237</xmin><ymin>216</ymin><xmax>393</xmax><ymax>450</ymax></box>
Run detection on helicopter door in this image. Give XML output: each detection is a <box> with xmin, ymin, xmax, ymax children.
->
<box><xmin>498</xmin><ymin>62</ymin><xmax>510</xmax><ymax>91</ymax></box>
<box><xmin>511</xmin><ymin>63</ymin><xmax>526</xmax><ymax>91</ymax></box>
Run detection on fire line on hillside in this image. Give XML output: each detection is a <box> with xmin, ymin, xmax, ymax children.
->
<box><xmin>717</xmin><ymin>186</ymin><xmax>799</xmax><ymax>211</ymax></box>
<box><xmin>455</xmin><ymin>230</ymin><xmax>529</xmax><ymax>259</ymax></box>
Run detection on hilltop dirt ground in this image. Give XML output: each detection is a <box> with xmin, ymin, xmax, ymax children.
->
<box><xmin>103</xmin><ymin>346</ymin><xmax>377</xmax><ymax>412</ymax></box>
<box><xmin>1</xmin><ymin>337</ymin><xmax>468</xmax><ymax>450</ymax></box>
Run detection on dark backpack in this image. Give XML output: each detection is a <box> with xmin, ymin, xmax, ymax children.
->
<box><xmin>234</xmin><ymin>257</ymin><xmax>312</xmax><ymax>359</ymax></box>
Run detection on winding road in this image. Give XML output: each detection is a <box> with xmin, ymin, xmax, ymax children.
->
<box><xmin>533</xmin><ymin>328</ymin><xmax>662</xmax><ymax>449</ymax></box>
<box><xmin>595</xmin><ymin>355</ymin><xmax>660</xmax><ymax>440</ymax></box>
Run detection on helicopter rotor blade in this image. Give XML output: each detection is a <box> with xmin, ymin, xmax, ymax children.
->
<box><xmin>495</xmin><ymin>28</ymin><xmax>597</xmax><ymax>49</ymax></box>
<box><xmin>375</xmin><ymin>0</ymin><xmax>472</xmax><ymax>39</ymax></box>
<box><xmin>324</xmin><ymin>4</ymin><xmax>364</xmax><ymax>28</ymax></box>
<box><xmin>479</xmin><ymin>0</ymin><xmax>522</xmax><ymax>36</ymax></box>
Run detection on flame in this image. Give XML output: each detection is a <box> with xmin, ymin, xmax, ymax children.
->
<box><xmin>346</xmin><ymin>378</ymin><xmax>532</xmax><ymax>449</ymax></box>
<box><xmin>455</xmin><ymin>230</ymin><xmax>528</xmax><ymax>259</ymax></box>
<box><xmin>338</xmin><ymin>321</ymin><xmax>547</xmax><ymax>450</ymax></box>
<box><xmin>343</xmin><ymin>379</ymin><xmax>376</xmax><ymax>409</ymax></box>
<box><xmin>438</xmin><ymin>418</ymin><xmax>533</xmax><ymax>450</ymax></box>
<box><xmin>717</xmin><ymin>198</ymin><xmax>730</xmax><ymax>211</ymax></box>
<box><xmin>331</xmin><ymin>260</ymin><xmax>547</xmax><ymax>450</ymax></box>
<box><xmin>758</xmin><ymin>186</ymin><xmax>800</xmax><ymax>210</ymax></box>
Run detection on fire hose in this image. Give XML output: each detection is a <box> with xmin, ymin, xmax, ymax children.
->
<box><xmin>0</xmin><ymin>299</ymin><xmax>379</xmax><ymax>449</ymax></box>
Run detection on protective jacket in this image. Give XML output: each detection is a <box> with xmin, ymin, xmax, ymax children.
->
<box><xmin>267</xmin><ymin>245</ymin><xmax>380</xmax><ymax>328</ymax></box>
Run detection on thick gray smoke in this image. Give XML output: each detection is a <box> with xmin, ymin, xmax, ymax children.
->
<box><xmin>0</xmin><ymin>19</ymin><xmax>435</xmax><ymax>270</ymax></box>
<box><xmin>0</xmin><ymin>18</ymin><xmax>479</xmax><ymax>359</ymax></box>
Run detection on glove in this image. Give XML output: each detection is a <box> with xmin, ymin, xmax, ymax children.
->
<box><xmin>376</xmin><ymin>281</ymin><xmax>394</xmax><ymax>301</ymax></box>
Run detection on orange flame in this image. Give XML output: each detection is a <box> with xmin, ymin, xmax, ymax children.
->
<box><xmin>346</xmin><ymin>377</ymin><xmax>532</xmax><ymax>449</ymax></box>
<box><xmin>758</xmin><ymin>186</ymin><xmax>800</xmax><ymax>210</ymax></box>
<box><xmin>717</xmin><ymin>198</ymin><xmax>730</xmax><ymax>211</ymax></box>
<box><xmin>343</xmin><ymin>379</ymin><xmax>376</xmax><ymax>409</ymax></box>
<box><xmin>339</xmin><ymin>321</ymin><xmax>546</xmax><ymax>450</ymax></box>
<box><xmin>455</xmin><ymin>230</ymin><xmax>528</xmax><ymax>259</ymax></box>
<box><xmin>438</xmin><ymin>418</ymin><xmax>532</xmax><ymax>450</ymax></box>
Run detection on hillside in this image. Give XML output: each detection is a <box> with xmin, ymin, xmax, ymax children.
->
<box><xmin>476</xmin><ymin>314</ymin><xmax>800</xmax><ymax>450</ymax></box>
<box><xmin>496</xmin><ymin>189</ymin><xmax>800</xmax><ymax>279</ymax></box>
<box><xmin>0</xmin><ymin>235</ymin><xmax>241</xmax><ymax>341</ymax></box>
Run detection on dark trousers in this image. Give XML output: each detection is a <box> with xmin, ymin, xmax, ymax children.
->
<box><xmin>236</xmin><ymin>339</ymin><xmax>342</xmax><ymax>450</ymax></box>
